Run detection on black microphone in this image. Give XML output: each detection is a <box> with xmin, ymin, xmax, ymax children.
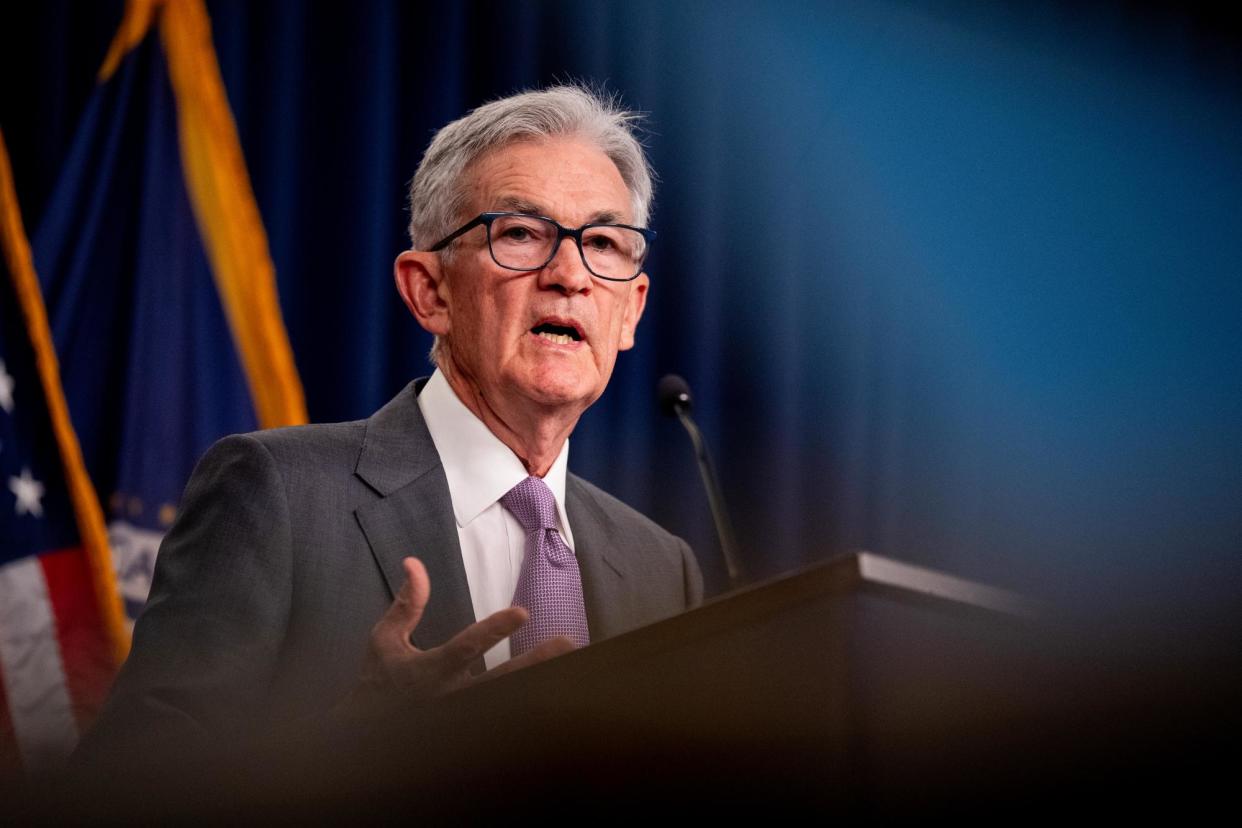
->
<box><xmin>658</xmin><ymin>374</ymin><xmax>743</xmax><ymax>587</ymax></box>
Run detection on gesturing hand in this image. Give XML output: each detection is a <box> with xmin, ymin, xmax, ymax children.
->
<box><xmin>349</xmin><ymin>557</ymin><xmax>575</xmax><ymax>706</ymax></box>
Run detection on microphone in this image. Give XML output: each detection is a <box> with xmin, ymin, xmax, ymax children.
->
<box><xmin>657</xmin><ymin>374</ymin><xmax>744</xmax><ymax>587</ymax></box>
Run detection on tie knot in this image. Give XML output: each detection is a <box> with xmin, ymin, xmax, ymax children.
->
<box><xmin>500</xmin><ymin>475</ymin><xmax>559</xmax><ymax>533</ymax></box>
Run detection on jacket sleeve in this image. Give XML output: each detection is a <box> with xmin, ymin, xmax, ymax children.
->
<box><xmin>74</xmin><ymin>433</ymin><xmax>293</xmax><ymax>770</ymax></box>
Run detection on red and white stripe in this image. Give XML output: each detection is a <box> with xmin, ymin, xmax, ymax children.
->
<box><xmin>0</xmin><ymin>548</ymin><xmax>113</xmax><ymax>771</ymax></box>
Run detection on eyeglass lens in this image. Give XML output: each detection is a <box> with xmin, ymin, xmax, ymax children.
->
<box><xmin>488</xmin><ymin>215</ymin><xmax>645</xmax><ymax>279</ymax></box>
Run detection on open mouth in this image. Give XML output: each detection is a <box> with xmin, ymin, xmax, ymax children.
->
<box><xmin>530</xmin><ymin>320</ymin><xmax>584</xmax><ymax>346</ymax></box>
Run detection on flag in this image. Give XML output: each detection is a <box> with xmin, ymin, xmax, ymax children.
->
<box><xmin>0</xmin><ymin>0</ymin><xmax>306</xmax><ymax>768</ymax></box>
<box><xmin>0</xmin><ymin>129</ymin><xmax>126</xmax><ymax>772</ymax></box>
<box><xmin>31</xmin><ymin>0</ymin><xmax>306</xmax><ymax>623</ymax></box>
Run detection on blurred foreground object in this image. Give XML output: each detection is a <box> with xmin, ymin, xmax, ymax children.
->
<box><xmin>17</xmin><ymin>550</ymin><xmax>1237</xmax><ymax>819</ymax></box>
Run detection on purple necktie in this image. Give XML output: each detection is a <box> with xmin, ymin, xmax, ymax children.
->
<box><xmin>501</xmin><ymin>475</ymin><xmax>590</xmax><ymax>656</ymax></box>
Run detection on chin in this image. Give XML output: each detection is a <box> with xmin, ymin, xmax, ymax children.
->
<box><xmin>518</xmin><ymin>370</ymin><xmax>600</xmax><ymax>410</ymax></box>
<box><xmin>528</xmin><ymin>383</ymin><xmax>595</xmax><ymax>410</ymax></box>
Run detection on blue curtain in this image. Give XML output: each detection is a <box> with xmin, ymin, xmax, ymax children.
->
<box><xmin>4</xmin><ymin>0</ymin><xmax>1240</xmax><ymax>610</ymax></box>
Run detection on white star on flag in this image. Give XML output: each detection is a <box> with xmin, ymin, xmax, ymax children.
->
<box><xmin>9</xmin><ymin>467</ymin><xmax>45</xmax><ymax>517</ymax></box>
<box><xmin>0</xmin><ymin>359</ymin><xmax>14</xmax><ymax>413</ymax></box>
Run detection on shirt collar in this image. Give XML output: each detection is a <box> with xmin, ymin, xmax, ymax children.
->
<box><xmin>417</xmin><ymin>369</ymin><xmax>573</xmax><ymax>538</ymax></box>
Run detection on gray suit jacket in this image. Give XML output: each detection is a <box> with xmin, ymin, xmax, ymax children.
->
<box><xmin>81</xmin><ymin>380</ymin><xmax>702</xmax><ymax>755</ymax></box>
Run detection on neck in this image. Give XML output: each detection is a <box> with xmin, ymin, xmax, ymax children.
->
<box><xmin>439</xmin><ymin>361</ymin><xmax>579</xmax><ymax>478</ymax></box>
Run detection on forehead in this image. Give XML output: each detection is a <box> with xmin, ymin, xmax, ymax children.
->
<box><xmin>465</xmin><ymin>136</ymin><xmax>633</xmax><ymax>224</ymax></box>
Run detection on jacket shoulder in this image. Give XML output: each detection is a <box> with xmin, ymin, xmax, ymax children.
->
<box><xmin>567</xmin><ymin>474</ymin><xmax>705</xmax><ymax>613</ymax></box>
<box><xmin>568</xmin><ymin>474</ymin><xmax>683</xmax><ymax>549</ymax></box>
<box><xmin>236</xmin><ymin>419</ymin><xmax>368</xmax><ymax>465</ymax></box>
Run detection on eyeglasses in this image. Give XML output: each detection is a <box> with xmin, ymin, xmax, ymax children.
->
<box><xmin>428</xmin><ymin>212</ymin><xmax>655</xmax><ymax>282</ymax></box>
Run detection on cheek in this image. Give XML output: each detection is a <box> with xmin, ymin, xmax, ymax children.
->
<box><xmin>484</xmin><ymin>283</ymin><xmax>529</xmax><ymax>330</ymax></box>
<box><xmin>601</xmin><ymin>294</ymin><xmax>636</xmax><ymax>352</ymax></box>
<box><xmin>455</xmin><ymin>288</ymin><xmax>502</xmax><ymax>338</ymax></box>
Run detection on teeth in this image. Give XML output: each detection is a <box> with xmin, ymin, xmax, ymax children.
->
<box><xmin>537</xmin><ymin>331</ymin><xmax>575</xmax><ymax>345</ymax></box>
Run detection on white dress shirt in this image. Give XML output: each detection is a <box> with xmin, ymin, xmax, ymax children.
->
<box><xmin>416</xmin><ymin>369</ymin><xmax>575</xmax><ymax>669</ymax></box>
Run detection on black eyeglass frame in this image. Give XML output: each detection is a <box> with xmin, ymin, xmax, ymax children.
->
<box><xmin>427</xmin><ymin>211</ymin><xmax>657</xmax><ymax>282</ymax></box>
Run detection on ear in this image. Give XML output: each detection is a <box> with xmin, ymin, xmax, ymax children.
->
<box><xmin>617</xmin><ymin>273</ymin><xmax>649</xmax><ymax>351</ymax></box>
<box><xmin>394</xmin><ymin>250</ymin><xmax>450</xmax><ymax>337</ymax></box>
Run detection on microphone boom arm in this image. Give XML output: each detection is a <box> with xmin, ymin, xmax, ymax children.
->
<box><xmin>672</xmin><ymin>405</ymin><xmax>744</xmax><ymax>588</ymax></box>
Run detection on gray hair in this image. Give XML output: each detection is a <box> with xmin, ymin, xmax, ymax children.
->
<box><xmin>406</xmin><ymin>84</ymin><xmax>655</xmax><ymax>251</ymax></box>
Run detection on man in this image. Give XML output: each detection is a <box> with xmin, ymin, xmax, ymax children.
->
<box><xmin>77</xmin><ymin>85</ymin><xmax>702</xmax><ymax>761</ymax></box>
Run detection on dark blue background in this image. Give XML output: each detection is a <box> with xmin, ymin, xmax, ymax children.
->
<box><xmin>3</xmin><ymin>1</ymin><xmax>1240</xmax><ymax>611</ymax></box>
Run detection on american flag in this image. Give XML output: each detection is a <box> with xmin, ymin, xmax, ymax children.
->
<box><xmin>1</xmin><ymin>0</ymin><xmax>304</xmax><ymax>770</ymax></box>
<box><xmin>0</xmin><ymin>130</ymin><xmax>124</xmax><ymax>772</ymax></box>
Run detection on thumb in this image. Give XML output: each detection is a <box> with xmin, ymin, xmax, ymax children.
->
<box><xmin>376</xmin><ymin>557</ymin><xmax>431</xmax><ymax>644</ymax></box>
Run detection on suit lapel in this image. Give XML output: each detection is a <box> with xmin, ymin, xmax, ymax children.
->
<box><xmin>566</xmin><ymin>476</ymin><xmax>630</xmax><ymax>640</ymax></box>
<box><xmin>349</xmin><ymin>383</ymin><xmax>641</xmax><ymax>652</ymax></box>
<box><xmin>353</xmin><ymin>381</ymin><xmax>476</xmax><ymax>651</ymax></box>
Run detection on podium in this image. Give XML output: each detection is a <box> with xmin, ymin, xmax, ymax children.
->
<box><xmin>45</xmin><ymin>550</ymin><xmax>1236</xmax><ymax>820</ymax></box>
<box><xmin>301</xmin><ymin>552</ymin><xmax>1069</xmax><ymax>816</ymax></box>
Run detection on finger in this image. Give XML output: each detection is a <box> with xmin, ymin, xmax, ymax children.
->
<box><xmin>373</xmin><ymin>557</ymin><xmax>431</xmax><ymax>645</ymax></box>
<box><xmin>477</xmin><ymin>635</ymin><xmax>577</xmax><ymax>683</ymax></box>
<box><xmin>433</xmin><ymin>606</ymin><xmax>528</xmax><ymax>668</ymax></box>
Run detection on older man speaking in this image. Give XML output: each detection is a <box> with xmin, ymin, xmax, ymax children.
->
<box><xmin>79</xmin><ymin>85</ymin><xmax>702</xmax><ymax>760</ymax></box>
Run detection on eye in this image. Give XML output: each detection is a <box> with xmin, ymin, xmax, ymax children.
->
<box><xmin>583</xmin><ymin>229</ymin><xmax>623</xmax><ymax>253</ymax></box>
<box><xmin>492</xmin><ymin>216</ymin><xmax>550</xmax><ymax>245</ymax></box>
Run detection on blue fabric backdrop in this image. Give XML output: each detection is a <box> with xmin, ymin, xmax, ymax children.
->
<box><xmin>3</xmin><ymin>0</ymin><xmax>1240</xmax><ymax>611</ymax></box>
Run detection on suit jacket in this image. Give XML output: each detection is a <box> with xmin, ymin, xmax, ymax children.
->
<box><xmin>80</xmin><ymin>380</ymin><xmax>702</xmax><ymax>759</ymax></box>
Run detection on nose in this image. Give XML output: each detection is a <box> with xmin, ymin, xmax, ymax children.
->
<box><xmin>538</xmin><ymin>236</ymin><xmax>592</xmax><ymax>295</ymax></box>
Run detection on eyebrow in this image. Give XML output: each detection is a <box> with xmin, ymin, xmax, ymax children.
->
<box><xmin>493</xmin><ymin>196</ymin><xmax>626</xmax><ymax>226</ymax></box>
<box><xmin>587</xmin><ymin>209</ymin><xmax>623</xmax><ymax>225</ymax></box>
<box><xmin>497</xmin><ymin>196</ymin><xmax>544</xmax><ymax>215</ymax></box>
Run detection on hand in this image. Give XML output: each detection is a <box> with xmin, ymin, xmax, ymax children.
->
<box><xmin>349</xmin><ymin>557</ymin><xmax>575</xmax><ymax>707</ymax></box>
